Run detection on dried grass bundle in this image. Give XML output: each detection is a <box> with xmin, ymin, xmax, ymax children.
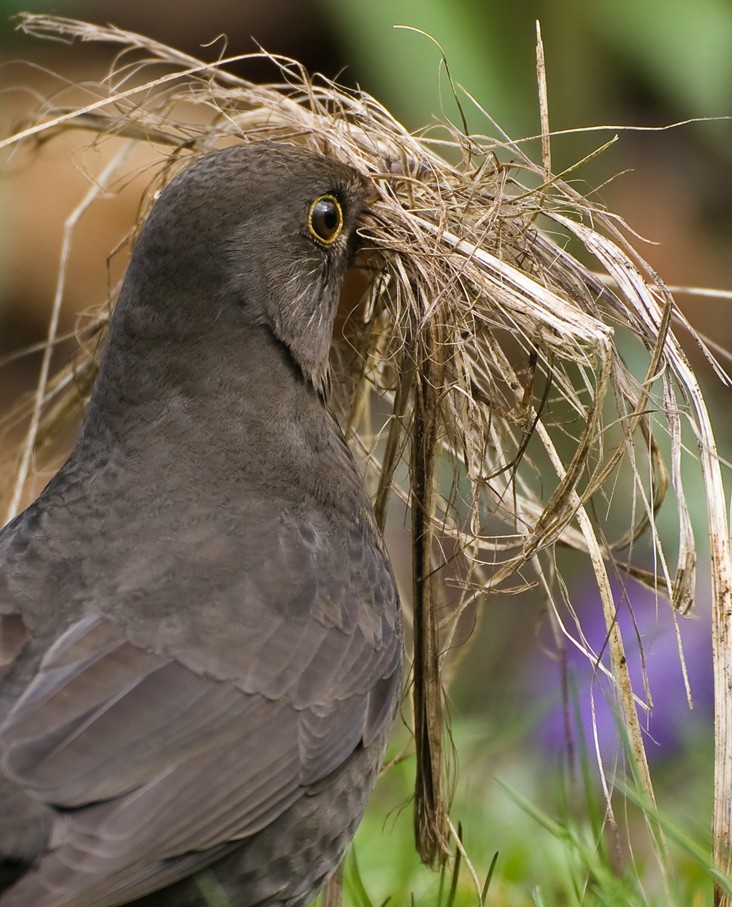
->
<box><xmin>2</xmin><ymin>13</ymin><xmax>731</xmax><ymax>901</ymax></box>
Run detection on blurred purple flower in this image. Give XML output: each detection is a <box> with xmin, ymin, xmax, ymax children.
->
<box><xmin>532</xmin><ymin>577</ymin><xmax>714</xmax><ymax>762</ymax></box>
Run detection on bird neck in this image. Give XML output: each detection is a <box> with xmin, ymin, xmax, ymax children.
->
<box><xmin>77</xmin><ymin>290</ymin><xmax>329</xmax><ymax>471</ymax></box>
<box><xmin>66</xmin><ymin>279</ymin><xmax>371</xmax><ymax>527</ymax></box>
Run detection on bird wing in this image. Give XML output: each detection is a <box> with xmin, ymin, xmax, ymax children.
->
<box><xmin>0</xmin><ymin>511</ymin><xmax>401</xmax><ymax>907</ymax></box>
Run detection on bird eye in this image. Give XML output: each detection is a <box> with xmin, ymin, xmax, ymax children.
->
<box><xmin>308</xmin><ymin>195</ymin><xmax>343</xmax><ymax>245</ymax></box>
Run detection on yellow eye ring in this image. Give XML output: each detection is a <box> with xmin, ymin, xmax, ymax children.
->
<box><xmin>307</xmin><ymin>195</ymin><xmax>343</xmax><ymax>245</ymax></box>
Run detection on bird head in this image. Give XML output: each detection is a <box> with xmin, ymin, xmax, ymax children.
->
<box><xmin>119</xmin><ymin>142</ymin><xmax>369</xmax><ymax>396</ymax></box>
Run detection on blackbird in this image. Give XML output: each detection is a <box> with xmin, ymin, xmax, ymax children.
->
<box><xmin>0</xmin><ymin>143</ymin><xmax>403</xmax><ymax>906</ymax></box>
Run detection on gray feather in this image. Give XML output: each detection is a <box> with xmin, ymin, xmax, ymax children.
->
<box><xmin>0</xmin><ymin>143</ymin><xmax>402</xmax><ymax>907</ymax></box>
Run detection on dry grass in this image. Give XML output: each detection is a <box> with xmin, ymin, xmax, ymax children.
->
<box><xmin>2</xmin><ymin>13</ymin><xmax>731</xmax><ymax>902</ymax></box>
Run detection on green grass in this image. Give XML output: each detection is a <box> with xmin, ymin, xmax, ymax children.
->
<box><xmin>327</xmin><ymin>710</ymin><xmax>718</xmax><ymax>907</ymax></box>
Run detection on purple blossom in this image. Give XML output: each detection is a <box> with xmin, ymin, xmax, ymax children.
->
<box><xmin>533</xmin><ymin>577</ymin><xmax>714</xmax><ymax>762</ymax></box>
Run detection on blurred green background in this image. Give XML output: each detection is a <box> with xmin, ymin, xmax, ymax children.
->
<box><xmin>1</xmin><ymin>2</ymin><xmax>730</xmax><ymax>904</ymax></box>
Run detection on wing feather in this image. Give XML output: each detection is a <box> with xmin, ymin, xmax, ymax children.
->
<box><xmin>0</xmin><ymin>511</ymin><xmax>401</xmax><ymax>906</ymax></box>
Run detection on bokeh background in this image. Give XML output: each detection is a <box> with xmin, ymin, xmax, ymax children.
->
<box><xmin>1</xmin><ymin>2</ymin><xmax>731</xmax><ymax>904</ymax></box>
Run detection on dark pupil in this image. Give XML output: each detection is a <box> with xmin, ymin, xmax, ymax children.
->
<box><xmin>313</xmin><ymin>199</ymin><xmax>340</xmax><ymax>238</ymax></box>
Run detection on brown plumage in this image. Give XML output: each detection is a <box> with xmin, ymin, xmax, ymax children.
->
<box><xmin>0</xmin><ymin>143</ymin><xmax>403</xmax><ymax>906</ymax></box>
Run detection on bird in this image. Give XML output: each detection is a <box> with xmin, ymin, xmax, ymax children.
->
<box><xmin>0</xmin><ymin>142</ymin><xmax>403</xmax><ymax>906</ymax></box>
